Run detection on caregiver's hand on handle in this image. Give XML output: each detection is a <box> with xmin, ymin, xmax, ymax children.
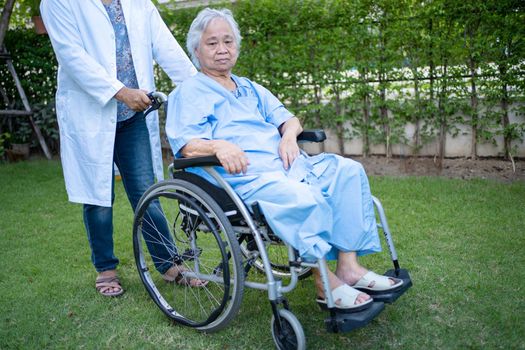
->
<box><xmin>115</xmin><ymin>87</ymin><xmax>152</xmax><ymax>112</ymax></box>
<box><xmin>144</xmin><ymin>91</ymin><xmax>168</xmax><ymax>117</ymax></box>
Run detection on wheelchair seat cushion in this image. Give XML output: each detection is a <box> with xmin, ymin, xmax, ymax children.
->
<box><xmin>171</xmin><ymin>170</ymin><xmax>242</xmax><ymax>221</ymax></box>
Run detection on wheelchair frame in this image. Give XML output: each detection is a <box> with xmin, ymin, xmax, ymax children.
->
<box><xmin>176</xmin><ymin>156</ymin><xmax>410</xmax><ymax>313</ymax></box>
<box><xmin>135</xmin><ymin>95</ymin><xmax>411</xmax><ymax>349</ymax></box>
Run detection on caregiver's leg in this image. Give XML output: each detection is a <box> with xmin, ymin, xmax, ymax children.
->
<box><xmin>83</xmin><ymin>163</ymin><xmax>122</xmax><ymax>294</ymax></box>
<box><xmin>114</xmin><ymin>112</ymin><xmax>176</xmax><ymax>274</ymax></box>
<box><xmin>83</xmin><ymin>196</ymin><xmax>118</xmax><ymax>273</ymax></box>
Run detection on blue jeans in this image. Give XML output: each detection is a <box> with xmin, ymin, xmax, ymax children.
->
<box><xmin>83</xmin><ymin>112</ymin><xmax>176</xmax><ymax>274</ymax></box>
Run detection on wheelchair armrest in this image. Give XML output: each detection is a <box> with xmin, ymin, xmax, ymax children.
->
<box><xmin>171</xmin><ymin>129</ymin><xmax>325</xmax><ymax>171</ymax></box>
<box><xmin>171</xmin><ymin>155</ymin><xmax>221</xmax><ymax>170</ymax></box>
<box><xmin>297</xmin><ymin>129</ymin><xmax>326</xmax><ymax>143</ymax></box>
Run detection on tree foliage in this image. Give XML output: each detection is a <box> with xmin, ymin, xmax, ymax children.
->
<box><xmin>2</xmin><ymin>0</ymin><xmax>524</xmax><ymax>158</ymax></box>
<box><xmin>160</xmin><ymin>0</ymin><xmax>525</xmax><ymax>159</ymax></box>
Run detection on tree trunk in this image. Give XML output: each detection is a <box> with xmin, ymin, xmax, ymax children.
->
<box><xmin>499</xmin><ymin>63</ymin><xmax>511</xmax><ymax>160</ymax></box>
<box><xmin>361</xmin><ymin>68</ymin><xmax>370</xmax><ymax>157</ymax></box>
<box><xmin>427</xmin><ymin>18</ymin><xmax>436</xmax><ymax>161</ymax></box>
<box><xmin>429</xmin><ymin>64</ymin><xmax>437</xmax><ymax>164</ymax></box>
<box><xmin>378</xmin><ymin>23</ymin><xmax>390</xmax><ymax>158</ymax></box>
<box><xmin>313</xmin><ymin>84</ymin><xmax>325</xmax><ymax>153</ymax></box>
<box><xmin>469</xmin><ymin>57</ymin><xmax>479</xmax><ymax>159</ymax></box>
<box><xmin>466</xmin><ymin>18</ymin><xmax>481</xmax><ymax>159</ymax></box>
<box><xmin>362</xmin><ymin>93</ymin><xmax>370</xmax><ymax>157</ymax></box>
<box><xmin>334</xmin><ymin>86</ymin><xmax>344</xmax><ymax>155</ymax></box>
<box><xmin>437</xmin><ymin>62</ymin><xmax>448</xmax><ymax>169</ymax></box>
<box><xmin>0</xmin><ymin>0</ymin><xmax>16</xmax><ymax>48</ymax></box>
<box><xmin>411</xmin><ymin>66</ymin><xmax>421</xmax><ymax>156</ymax></box>
<box><xmin>379</xmin><ymin>74</ymin><xmax>390</xmax><ymax>157</ymax></box>
<box><xmin>309</xmin><ymin>44</ymin><xmax>325</xmax><ymax>153</ymax></box>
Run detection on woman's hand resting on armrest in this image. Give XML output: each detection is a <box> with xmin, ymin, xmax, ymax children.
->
<box><xmin>181</xmin><ymin>138</ymin><xmax>250</xmax><ymax>175</ymax></box>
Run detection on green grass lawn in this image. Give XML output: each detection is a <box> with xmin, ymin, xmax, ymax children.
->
<box><xmin>1</xmin><ymin>160</ymin><xmax>524</xmax><ymax>349</ymax></box>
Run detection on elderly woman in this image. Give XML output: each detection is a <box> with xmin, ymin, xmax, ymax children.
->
<box><xmin>166</xmin><ymin>8</ymin><xmax>402</xmax><ymax>311</ymax></box>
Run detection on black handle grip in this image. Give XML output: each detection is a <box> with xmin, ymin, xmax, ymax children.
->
<box><xmin>144</xmin><ymin>91</ymin><xmax>168</xmax><ymax>117</ymax></box>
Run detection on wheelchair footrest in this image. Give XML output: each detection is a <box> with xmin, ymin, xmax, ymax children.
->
<box><xmin>325</xmin><ymin>302</ymin><xmax>385</xmax><ymax>333</ymax></box>
<box><xmin>368</xmin><ymin>268</ymin><xmax>413</xmax><ymax>304</ymax></box>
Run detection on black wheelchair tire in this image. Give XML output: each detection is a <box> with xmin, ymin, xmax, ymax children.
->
<box><xmin>133</xmin><ymin>179</ymin><xmax>244</xmax><ymax>332</ymax></box>
<box><xmin>271</xmin><ymin>309</ymin><xmax>306</xmax><ymax>350</ymax></box>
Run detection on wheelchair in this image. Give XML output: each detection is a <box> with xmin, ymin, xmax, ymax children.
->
<box><xmin>133</xmin><ymin>93</ymin><xmax>412</xmax><ymax>349</ymax></box>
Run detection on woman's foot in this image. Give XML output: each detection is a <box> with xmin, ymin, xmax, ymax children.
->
<box><xmin>336</xmin><ymin>267</ymin><xmax>401</xmax><ymax>291</ymax></box>
<box><xmin>316</xmin><ymin>284</ymin><xmax>373</xmax><ymax>312</ymax></box>
<box><xmin>313</xmin><ymin>267</ymin><xmax>370</xmax><ymax>306</ymax></box>
<box><xmin>335</xmin><ymin>251</ymin><xmax>400</xmax><ymax>290</ymax></box>
<box><xmin>95</xmin><ymin>270</ymin><xmax>124</xmax><ymax>297</ymax></box>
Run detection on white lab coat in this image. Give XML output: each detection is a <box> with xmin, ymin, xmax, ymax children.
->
<box><xmin>40</xmin><ymin>0</ymin><xmax>197</xmax><ymax>206</ymax></box>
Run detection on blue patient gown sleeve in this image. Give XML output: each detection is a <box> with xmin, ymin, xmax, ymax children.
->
<box><xmin>166</xmin><ymin>85</ymin><xmax>214</xmax><ymax>157</ymax></box>
<box><xmin>246</xmin><ymin>80</ymin><xmax>293</xmax><ymax>128</ymax></box>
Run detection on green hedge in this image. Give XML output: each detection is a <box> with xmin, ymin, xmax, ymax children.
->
<box><xmin>2</xmin><ymin>0</ymin><xmax>524</xmax><ymax>159</ymax></box>
<box><xmin>161</xmin><ymin>0</ymin><xmax>525</xmax><ymax>159</ymax></box>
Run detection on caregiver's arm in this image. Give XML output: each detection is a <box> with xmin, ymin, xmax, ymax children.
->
<box><xmin>181</xmin><ymin>139</ymin><xmax>250</xmax><ymax>175</ymax></box>
<box><xmin>40</xmin><ymin>0</ymin><xmax>123</xmax><ymax>106</ymax></box>
<box><xmin>278</xmin><ymin>117</ymin><xmax>303</xmax><ymax>170</ymax></box>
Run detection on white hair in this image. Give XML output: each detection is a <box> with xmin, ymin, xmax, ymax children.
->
<box><xmin>186</xmin><ymin>8</ymin><xmax>242</xmax><ymax>69</ymax></box>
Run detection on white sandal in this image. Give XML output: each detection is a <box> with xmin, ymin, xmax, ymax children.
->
<box><xmin>352</xmin><ymin>271</ymin><xmax>403</xmax><ymax>292</ymax></box>
<box><xmin>316</xmin><ymin>284</ymin><xmax>373</xmax><ymax>312</ymax></box>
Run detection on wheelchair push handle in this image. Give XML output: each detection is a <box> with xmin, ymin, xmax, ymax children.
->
<box><xmin>144</xmin><ymin>91</ymin><xmax>168</xmax><ymax>117</ymax></box>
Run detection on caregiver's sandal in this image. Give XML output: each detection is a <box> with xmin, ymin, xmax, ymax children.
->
<box><xmin>95</xmin><ymin>274</ymin><xmax>124</xmax><ymax>297</ymax></box>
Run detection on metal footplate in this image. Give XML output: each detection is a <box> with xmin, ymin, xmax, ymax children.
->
<box><xmin>325</xmin><ymin>302</ymin><xmax>385</xmax><ymax>333</ymax></box>
<box><xmin>367</xmin><ymin>268</ymin><xmax>413</xmax><ymax>304</ymax></box>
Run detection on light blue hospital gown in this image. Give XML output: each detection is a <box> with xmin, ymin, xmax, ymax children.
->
<box><xmin>167</xmin><ymin>72</ymin><xmax>381</xmax><ymax>261</ymax></box>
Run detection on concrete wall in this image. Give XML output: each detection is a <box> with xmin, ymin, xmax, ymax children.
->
<box><xmin>302</xmin><ymin>103</ymin><xmax>525</xmax><ymax>158</ymax></box>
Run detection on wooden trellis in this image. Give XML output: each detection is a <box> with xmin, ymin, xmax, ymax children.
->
<box><xmin>1</xmin><ymin>45</ymin><xmax>51</xmax><ymax>159</ymax></box>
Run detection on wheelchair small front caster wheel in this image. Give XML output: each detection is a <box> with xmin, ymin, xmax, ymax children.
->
<box><xmin>271</xmin><ymin>309</ymin><xmax>305</xmax><ymax>350</ymax></box>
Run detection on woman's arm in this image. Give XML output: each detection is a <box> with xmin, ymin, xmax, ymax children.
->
<box><xmin>181</xmin><ymin>138</ymin><xmax>250</xmax><ymax>175</ymax></box>
<box><xmin>278</xmin><ymin>117</ymin><xmax>303</xmax><ymax>170</ymax></box>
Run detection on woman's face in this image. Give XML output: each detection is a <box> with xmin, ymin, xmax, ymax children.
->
<box><xmin>196</xmin><ymin>18</ymin><xmax>238</xmax><ymax>76</ymax></box>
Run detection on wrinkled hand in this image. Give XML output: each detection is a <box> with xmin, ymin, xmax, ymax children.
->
<box><xmin>214</xmin><ymin>140</ymin><xmax>250</xmax><ymax>175</ymax></box>
<box><xmin>279</xmin><ymin>134</ymin><xmax>300</xmax><ymax>170</ymax></box>
<box><xmin>115</xmin><ymin>87</ymin><xmax>151</xmax><ymax>112</ymax></box>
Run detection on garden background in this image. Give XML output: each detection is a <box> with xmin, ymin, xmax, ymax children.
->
<box><xmin>1</xmin><ymin>0</ymin><xmax>524</xmax><ymax>163</ymax></box>
<box><xmin>1</xmin><ymin>1</ymin><xmax>525</xmax><ymax>349</ymax></box>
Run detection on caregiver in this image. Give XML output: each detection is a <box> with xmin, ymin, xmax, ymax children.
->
<box><xmin>40</xmin><ymin>0</ymin><xmax>199</xmax><ymax>297</ymax></box>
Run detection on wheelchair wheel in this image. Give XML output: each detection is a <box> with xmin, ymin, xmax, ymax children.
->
<box><xmin>240</xmin><ymin>240</ymin><xmax>312</xmax><ymax>280</ymax></box>
<box><xmin>271</xmin><ymin>309</ymin><xmax>306</xmax><ymax>350</ymax></box>
<box><xmin>133</xmin><ymin>179</ymin><xmax>244</xmax><ymax>332</ymax></box>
